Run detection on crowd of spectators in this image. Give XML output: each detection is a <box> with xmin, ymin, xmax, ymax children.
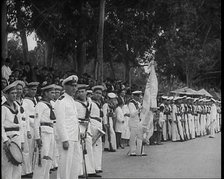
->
<box><xmin>2</xmin><ymin>58</ymin><xmax>141</xmax><ymax>95</ymax></box>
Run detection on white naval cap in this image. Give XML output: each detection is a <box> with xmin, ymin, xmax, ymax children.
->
<box><xmin>87</xmin><ymin>90</ymin><xmax>93</xmax><ymax>94</ymax></box>
<box><xmin>108</xmin><ymin>92</ymin><xmax>117</xmax><ymax>98</ymax></box>
<box><xmin>77</xmin><ymin>84</ymin><xmax>89</xmax><ymax>90</ymax></box>
<box><xmin>132</xmin><ymin>90</ymin><xmax>142</xmax><ymax>95</ymax></box>
<box><xmin>92</xmin><ymin>85</ymin><xmax>105</xmax><ymax>92</ymax></box>
<box><xmin>161</xmin><ymin>96</ymin><xmax>168</xmax><ymax>99</ymax></box>
<box><xmin>41</xmin><ymin>83</ymin><xmax>56</xmax><ymax>91</ymax></box>
<box><xmin>15</xmin><ymin>80</ymin><xmax>26</xmax><ymax>88</ymax></box>
<box><xmin>167</xmin><ymin>96</ymin><xmax>174</xmax><ymax>100</ymax></box>
<box><xmin>55</xmin><ymin>85</ymin><xmax>63</xmax><ymax>91</ymax></box>
<box><xmin>210</xmin><ymin>98</ymin><xmax>216</xmax><ymax>103</ymax></box>
<box><xmin>2</xmin><ymin>81</ymin><xmax>18</xmax><ymax>93</ymax></box>
<box><xmin>27</xmin><ymin>81</ymin><xmax>39</xmax><ymax>88</ymax></box>
<box><xmin>193</xmin><ymin>98</ymin><xmax>199</xmax><ymax>102</ymax></box>
<box><xmin>62</xmin><ymin>75</ymin><xmax>78</xmax><ymax>86</ymax></box>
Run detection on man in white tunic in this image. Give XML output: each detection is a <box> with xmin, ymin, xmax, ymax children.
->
<box><xmin>2</xmin><ymin>82</ymin><xmax>25</xmax><ymax>179</ymax></box>
<box><xmin>209</xmin><ymin>98</ymin><xmax>217</xmax><ymax>138</ymax></box>
<box><xmin>32</xmin><ymin>83</ymin><xmax>56</xmax><ymax>179</ymax></box>
<box><xmin>75</xmin><ymin>84</ymin><xmax>100</xmax><ymax>177</ymax></box>
<box><xmin>128</xmin><ymin>91</ymin><xmax>146</xmax><ymax>156</ymax></box>
<box><xmin>102</xmin><ymin>93</ymin><xmax>117</xmax><ymax>152</ymax></box>
<box><xmin>54</xmin><ymin>75</ymin><xmax>81</xmax><ymax>179</ymax></box>
<box><xmin>22</xmin><ymin>82</ymin><xmax>39</xmax><ymax>176</ymax></box>
<box><xmin>90</xmin><ymin>85</ymin><xmax>105</xmax><ymax>174</ymax></box>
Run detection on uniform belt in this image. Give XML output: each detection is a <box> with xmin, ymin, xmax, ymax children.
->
<box><xmin>40</xmin><ymin>122</ymin><xmax>53</xmax><ymax>128</ymax></box>
<box><xmin>29</xmin><ymin>115</ymin><xmax>35</xmax><ymax>118</ymax></box>
<box><xmin>4</xmin><ymin>127</ymin><xmax>20</xmax><ymax>132</ymax></box>
<box><xmin>90</xmin><ymin>116</ymin><xmax>101</xmax><ymax>123</ymax></box>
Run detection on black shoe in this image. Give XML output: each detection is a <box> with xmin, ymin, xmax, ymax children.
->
<box><xmin>22</xmin><ymin>173</ymin><xmax>33</xmax><ymax>178</ymax></box>
<box><xmin>96</xmin><ymin>170</ymin><xmax>103</xmax><ymax>173</ymax></box>
<box><xmin>109</xmin><ymin>149</ymin><xmax>116</xmax><ymax>152</ymax></box>
<box><xmin>129</xmin><ymin>153</ymin><xmax>137</xmax><ymax>156</ymax></box>
<box><xmin>140</xmin><ymin>153</ymin><xmax>147</xmax><ymax>156</ymax></box>
<box><xmin>78</xmin><ymin>175</ymin><xmax>85</xmax><ymax>178</ymax></box>
<box><xmin>88</xmin><ymin>173</ymin><xmax>102</xmax><ymax>177</ymax></box>
<box><xmin>119</xmin><ymin>145</ymin><xmax>124</xmax><ymax>149</ymax></box>
<box><xmin>104</xmin><ymin>148</ymin><xmax>109</xmax><ymax>151</ymax></box>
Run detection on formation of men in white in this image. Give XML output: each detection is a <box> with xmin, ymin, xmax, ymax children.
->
<box><xmin>1</xmin><ymin>73</ymin><xmax>221</xmax><ymax>179</ymax></box>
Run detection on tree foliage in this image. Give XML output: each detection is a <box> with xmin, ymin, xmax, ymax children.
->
<box><xmin>5</xmin><ymin>0</ymin><xmax>221</xmax><ymax>89</ymax></box>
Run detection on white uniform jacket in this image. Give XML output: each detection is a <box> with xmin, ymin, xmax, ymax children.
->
<box><xmin>2</xmin><ymin>101</ymin><xmax>24</xmax><ymax>143</ymax></box>
<box><xmin>34</xmin><ymin>101</ymin><xmax>54</xmax><ymax>140</ymax></box>
<box><xmin>115</xmin><ymin>106</ymin><xmax>125</xmax><ymax>133</ymax></box>
<box><xmin>54</xmin><ymin>93</ymin><xmax>79</xmax><ymax>142</ymax></box>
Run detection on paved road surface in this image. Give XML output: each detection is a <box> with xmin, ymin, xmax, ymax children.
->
<box><xmin>24</xmin><ymin>133</ymin><xmax>221</xmax><ymax>178</ymax></box>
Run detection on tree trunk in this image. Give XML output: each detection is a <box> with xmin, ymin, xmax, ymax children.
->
<box><xmin>76</xmin><ymin>41</ymin><xmax>86</xmax><ymax>75</ymax></box>
<box><xmin>109</xmin><ymin>57</ymin><xmax>115</xmax><ymax>80</ymax></box>
<box><xmin>1</xmin><ymin>0</ymin><xmax>8</xmax><ymax>59</ymax></box>
<box><xmin>20</xmin><ymin>30</ymin><xmax>29</xmax><ymax>62</ymax></box>
<box><xmin>124</xmin><ymin>57</ymin><xmax>130</xmax><ymax>84</ymax></box>
<box><xmin>15</xmin><ymin>0</ymin><xmax>29</xmax><ymax>62</ymax></box>
<box><xmin>97</xmin><ymin>0</ymin><xmax>106</xmax><ymax>84</ymax></box>
<box><xmin>45</xmin><ymin>41</ymin><xmax>53</xmax><ymax>67</ymax></box>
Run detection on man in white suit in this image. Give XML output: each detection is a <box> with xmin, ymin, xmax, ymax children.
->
<box><xmin>54</xmin><ymin>75</ymin><xmax>81</xmax><ymax>179</ymax></box>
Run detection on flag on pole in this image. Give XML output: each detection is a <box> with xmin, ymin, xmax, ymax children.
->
<box><xmin>139</xmin><ymin>59</ymin><xmax>158</xmax><ymax>140</ymax></box>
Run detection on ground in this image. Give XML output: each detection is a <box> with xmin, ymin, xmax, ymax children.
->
<box><xmin>24</xmin><ymin>132</ymin><xmax>221</xmax><ymax>178</ymax></box>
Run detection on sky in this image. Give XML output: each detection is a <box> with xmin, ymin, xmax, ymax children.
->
<box><xmin>27</xmin><ymin>32</ymin><xmax>37</xmax><ymax>51</ymax></box>
<box><xmin>8</xmin><ymin>31</ymin><xmax>37</xmax><ymax>51</ymax></box>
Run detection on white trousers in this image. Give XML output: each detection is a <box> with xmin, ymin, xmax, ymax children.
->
<box><xmin>129</xmin><ymin>126</ymin><xmax>143</xmax><ymax>155</ymax></box>
<box><xmin>171</xmin><ymin>121</ymin><xmax>180</xmax><ymax>141</ymax></box>
<box><xmin>79</xmin><ymin>134</ymin><xmax>95</xmax><ymax>175</ymax></box>
<box><xmin>104</xmin><ymin>117</ymin><xmax>117</xmax><ymax>150</ymax></box>
<box><xmin>32</xmin><ymin>132</ymin><xmax>54</xmax><ymax>179</ymax></box>
<box><xmin>93</xmin><ymin>137</ymin><xmax>102</xmax><ymax>170</ymax></box>
<box><xmin>57</xmin><ymin>141</ymin><xmax>81</xmax><ymax>179</ymax></box>
<box><xmin>2</xmin><ymin>135</ymin><xmax>22</xmax><ymax>179</ymax></box>
<box><xmin>21</xmin><ymin>127</ymin><xmax>32</xmax><ymax>175</ymax></box>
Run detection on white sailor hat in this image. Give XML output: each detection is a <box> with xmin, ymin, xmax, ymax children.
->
<box><xmin>193</xmin><ymin>98</ymin><xmax>199</xmax><ymax>102</ymax></box>
<box><xmin>27</xmin><ymin>81</ymin><xmax>39</xmax><ymax>88</ymax></box>
<box><xmin>108</xmin><ymin>92</ymin><xmax>117</xmax><ymax>98</ymax></box>
<box><xmin>55</xmin><ymin>85</ymin><xmax>63</xmax><ymax>91</ymax></box>
<box><xmin>92</xmin><ymin>85</ymin><xmax>105</xmax><ymax>92</ymax></box>
<box><xmin>161</xmin><ymin>96</ymin><xmax>168</xmax><ymax>99</ymax></box>
<box><xmin>3</xmin><ymin>81</ymin><xmax>18</xmax><ymax>93</ymax></box>
<box><xmin>173</xmin><ymin>96</ymin><xmax>180</xmax><ymax>101</ymax></box>
<box><xmin>167</xmin><ymin>96</ymin><xmax>174</xmax><ymax>100</ymax></box>
<box><xmin>62</xmin><ymin>75</ymin><xmax>78</xmax><ymax>86</ymax></box>
<box><xmin>41</xmin><ymin>83</ymin><xmax>56</xmax><ymax>91</ymax></box>
<box><xmin>132</xmin><ymin>90</ymin><xmax>142</xmax><ymax>95</ymax></box>
<box><xmin>87</xmin><ymin>90</ymin><xmax>93</xmax><ymax>94</ymax></box>
<box><xmin>77</xmin><ymin>84</ymin><xmax>89</xmax><ymax>90</ymax></box>
<box><xmin>15</xmin><ymin>80</ymin><xmax>26</xmax><ymax>88</ymax></box>
<box><xmin>160</xmin><ymin>103</ymin><xmax>165</xmax><ymax>107</ymax></box>
<box><xmin>211</xmin><ymin>98</ymin><xmax>216</xmax><ymax>103</ymax></box>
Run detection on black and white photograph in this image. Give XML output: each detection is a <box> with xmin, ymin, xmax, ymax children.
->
<box><xmin>1</xmin><ymin>0</ymin><xmax>221</xmax><ymax>179</ymax></box>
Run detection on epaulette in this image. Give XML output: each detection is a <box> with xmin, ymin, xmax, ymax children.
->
<box><xmin>58</xmin><ymin>95</ymin><xmax>65</xmax><ymax>100</ymax></box>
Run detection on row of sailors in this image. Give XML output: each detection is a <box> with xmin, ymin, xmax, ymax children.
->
<box><xmin>157</xmin><ymin>95</ymin><xmax>221</xmax><ymax>143</ymax></box>
<box><xmin>1</xmin><ymin>75</ymin><xmax>107</xmax><ymax>179</ymax></box>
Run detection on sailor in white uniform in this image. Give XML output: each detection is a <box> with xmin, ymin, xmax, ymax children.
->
<box><xmin>90</xmin><ymin>85</ymin><xmax>105</xmax><ymax>174</ymax></box>
<box><xmin>54</xmin><ymin>75</ymin><xmax>81</xmax><ymax>179</ymax></box>
<box><xmin>22</xmin><ymin>82</ymin><xmax>39</xmax><ymax>176</ymax></box>
<box><xmin>32</xmin><ymin>83</ymin><xmax>56</xmax><ymax>179</ymax></box>
<box><xmin>75</xmin><ymin>84</ymin><xmax>100</xmax><ymax>177</ymax></box>
<box><xmin>2</xmin><ymin>81</ymin><xmax>25</xmax><ymax>179</ymax></box>
<box><xmin>102</xmin><ymin>92</ymin><xmax>117</xmax><ymax>152</ymax></box>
